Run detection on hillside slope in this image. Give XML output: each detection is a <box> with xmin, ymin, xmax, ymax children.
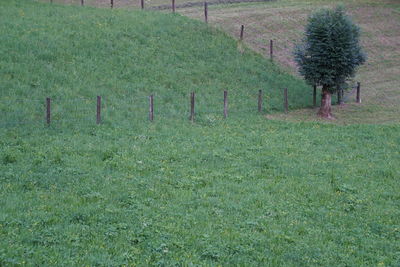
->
<box><xmin>0</xmin><ymin>0</ymin><xmax>311</xmax><ymax>127</ymax></box>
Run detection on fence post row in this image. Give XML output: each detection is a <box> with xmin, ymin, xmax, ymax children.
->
<box><xmin>38</xmin><ymin>88</ymin><xmax>347</xmax><ymax>126</ymax></box>
<box><xmin>204</xmin><ymin>2</ymin><xmax>208</xmax><ymax>23</ymax></box>
<box><xmin>356</xmin><ymin>82</ymin><xmax>361</xmax><ymax>103</ymax></box>
<box><xmin>223</xmin><ymin>90</ymin><xmax>228</xmax><ymax>119</ymax></box>
<box><xmin>284</xmin><ymin>88</ymin><xmax>288</xmax><ymax>113</ymax></box>
<box><xmin>258</xmin><ymin>90</ymin><xmax>262</xmax><ymax>113</ymax></box>
<box><xmin>149</xmin><ymin>95</ymin><xmax>154</xmax><ymax>121</ymax></box>
<box><xmin>240</xmin><ymin>25</ymin><xmax>244</xmax><ymax>41</ymax></box>
<box><xmin>46</xmin><ymin>97</ymin><xmax>51</xmax><ymax>125</ymax></box>
<box><xmin>97</xmin><ymin>96</ymin><xmax>101</xmax><ymax>124</ymax></box>
<box><xmin>190</xmin><ymin>92</ymin><xmax>195</xmax><ymax>122</ymax></box>
<box><xmin>270</xmin><ymin>40</ymin><xmax>273</xmax><ymax>60</ymax></box>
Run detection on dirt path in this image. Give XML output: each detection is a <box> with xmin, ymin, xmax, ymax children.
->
<box><xmin>149</xmin><ymin>0</ymin><xmax>275</xmax><ymax>10</ymax></box>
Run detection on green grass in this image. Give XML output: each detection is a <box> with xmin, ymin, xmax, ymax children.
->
<box><xmin>1</xmin><ymin>119</ymin><xmax>400</xmax><ymax>265</ymax></box>
<box><xmin>0</xmin><ymin>0</ymin><xmax>311</xmax><ymax>127</ymax></box>
<box><xmin>1</xmin><ymin>0</ymin><xmax>399</xmax><ymax>266</ymax></box>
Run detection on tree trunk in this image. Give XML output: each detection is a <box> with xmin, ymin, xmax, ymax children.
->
<box><xmin>318</xmin><ymin>86</ymin><xmax>333</xmax><ymax>119</ymax></box>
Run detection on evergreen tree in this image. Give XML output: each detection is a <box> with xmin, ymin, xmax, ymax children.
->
<box><xmin>294</xmin><ymin>6</ymin><xmax>366</xmax><ymax>118</ymax></box>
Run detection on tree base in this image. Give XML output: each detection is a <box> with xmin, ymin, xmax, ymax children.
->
<box><xmin>318</xmin><ymin>88</ymin><xmax>334</xmax><ymax>119</ymax></box>
<box><xmin>317</xmin><ymin>111</ymin><xmax>335</xmax><ymax>120</ymax></box>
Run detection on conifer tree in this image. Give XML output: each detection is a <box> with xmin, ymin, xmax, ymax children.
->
<box><xmin>294</xmin><ymin>6</ymin><xmax>366</xmax><ymax>119</ymax></box>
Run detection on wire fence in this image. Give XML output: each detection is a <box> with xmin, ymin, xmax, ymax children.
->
<box><xmin>0</xmin><ymin>83</ymin><xmax>362</xmax><ymax>129</ymax></box>
<box><xmin>45</xmin><ymin>0</ymin><xmax>276</xmax><ymax>10</ymax></box>
<box><xmin>0</xmin><ymin>91</ymin><xmax>270</xmax><ymax>128</ymax></box>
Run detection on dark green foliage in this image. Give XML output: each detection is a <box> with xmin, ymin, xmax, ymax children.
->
<box><xmin>294</xmin><ymin>6</ymin><xmax>366</xmax><ymax>92</ymax></box>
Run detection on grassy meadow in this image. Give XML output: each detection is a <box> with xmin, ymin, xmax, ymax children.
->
<box><xmin>1</xmin><ymin>0</ymin><xmax>311</xmax><ymax>127</ymax></box>
<box><xmin>47</xmin><ymin>0</ymin><xmax>400</xmax><ymax>123</ymax></box>
<box><xmin>1</xmin><ymin>0</ymin><xmax>399</xmax><ymax>266</ymax></box>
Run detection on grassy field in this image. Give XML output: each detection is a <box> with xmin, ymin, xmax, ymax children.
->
<box><xmin>180</xmin><ymin>0</ymin><xmax>400</xmax><ymax>124</ymax></box>
<box><xmin>1</xmin><ymin>118</ymin><xmax>399</xmax><ymax>266</ymax></box>
<box><xmin>1</xmin><ymin>0</ymin><xmax>312</xmax><ymax>126</ymax></box>
<box><xmin>1</xmin><ymin>0</ymin><xmax>400</xmax><ymax>266</ymax></box>
<box><xmin>47</xmin><ymin>0</ymin><xmax>400</xmax><ymax>124</ymax></box>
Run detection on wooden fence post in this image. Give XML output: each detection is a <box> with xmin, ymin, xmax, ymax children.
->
<box><xmin>240</xmin><ymin>25</ymin><xmax>244</xmax><ymax>41</ymax></box>
<box><xmin>190</xmin><ymin>92</ymin><xmax>195</xmax><ymax>122</ymax></box>
<box><xmin>284</xmin><ymin>88</ymin><xmax>288</xmax><ymax>113</ymax></box>
<box><xmin>149</xmin><ymin>95</ymin><xmax>154</xmax><ymax>121</ymax></box>
<box><xmin>204</xmin><ymin>2</ymin><xmax>208</xmax><ymax>23</ymax></box>
<box><xmin>172</xmin><ymin>0</ymin><xmax>175</xmax><ymax>12</ymax></box>
<box><xmin>111</xmin><ymin>0</ymin><xmax>113</xmax><ymax>8</ymax></box>
<box><xmin>258</xmin><ymin>90</ymin><xmax>262</xmax><ymax>113</ymax></box>
<box><xmin>270</xmin><ymin>40</ymin><xmax>273</xmax><ymax>60</ymax></box>
<box><xmin>223</xmin><ymin>90</ymin><xmax>228</xmax><ymax>119</ymax></box>
<box><xmin>313</xmin><ymin>84</ymin><xmax>317</xmax><ymax>107</ymax></box>
<box><xmin>46</xmin><ymin>97</ymin><xmax>51</xmax><ymax>125</ymax></box>
<box><xmin>96</xmin><ymin>96</ymin><xmax>101</xmax><ymax>124</ymax></box>
<box><xmin>81</xmin><ymin>0</ymin><xmax>84</xmax><ymax>6</ymax></box>
<box><xmin>356</xmin><ymin>82</ymin><xmax>361</xmax><ymax>103</ymax></box>
<box><xmin>337</xmin><ymin>86</ymin><xmax>344</xmax><ymax>105</ymax></box>
<box><xmin>141</xmin><ymin>0</ymin><xmax>144</xmax><ymax>9</ymax></box>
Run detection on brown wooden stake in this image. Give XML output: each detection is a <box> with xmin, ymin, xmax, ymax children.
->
<box><xmin>81</xmin><ymin>0</ymin><xmax>84</xmax><ymax>6</ymax></box>
<box><xmin>356</xmin><ymin>82</ymin><xmax>361</xmax><ymax>103</ymax></box>
<box><xmin>111</xmin><ymin>0</ymin><xmax>113</xmax><ymax>8</ymax></box>
<box><xmin>270</xmin><ymin>40</ymin><xmax>273</xmax><ymax>60</ymax></box>
<box><xmin>96</xmin><ymin>96</ymin><xmax>101</xmax><ymax>124</ymax></box>
<box><xmin>190</xmin><ymin>92</ymin><xmax>195</xmax><ymax>122</ymax></box>
<box><xmin>204</xmin><ymin>2</ymin><xmax>208</xmax><ymax>23</ymax></box>
<box><xmin>141</xmin><ymin>0</ymin><xmax>144</xmax><ymax>9</ymax></box>
<box><xmin>172</xmin><ymin>0</ymin><xmax>175</xmax><ymax>12</ymax></box>
<box><xmin>46</xmin><ymin>97</ymin><xmax>51</xmax><ymax>125</ymax></box>
<box><xmin>313</xmin><ymin>84</ymin><xmax>317</xmax><ymax>107</ymax></box>
<box><xmin>223</xmin><ymin>90</ymin><xmax>228</xmax><ymax>119</ymax></box>
<box><xmin>313</xmin><ymin>84</ymin><xmax>317</xmax><ymax>108</ymax></box>
<box><xmin>240</xmin><ymin>25</ymin><xmax>244</xmax><ymax>41</ymax></box>
<box><xmin>337</xmin><ymin>86</ymin><xmax>344</xmax><ymax>105</ymax></box>
<box><xmin>258</xmin><ymin>90</ymin><xmax>262</xmax><ymax>113</ymax></box>
<box><xmin>149</xmin><ymin>95</ymin><xmax>154</xmax><ymax>121</ymax></box>
<box><xmin>341</xmin><ymin>89</ymin><xmax>344</xmax><ymax>103</ymax></box>
<box><xmin>284</xmin><ymin>88</ymin><xmax>288</xmax><ymax>113</ymax></box>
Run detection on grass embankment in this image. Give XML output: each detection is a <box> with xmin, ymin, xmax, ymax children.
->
<box><xmin>181</xmin><ymin>0</ymin><xmax>400</xmax><ymax>124</ymax></box>
<box><xmin>0</xmin><ymin>0</ymin><xmax>310</xmax><ymax>126</ymax></box>
<box><xmin>1</xmin><ymin>0</ymin><xmax>399</xmax><ymax>266</ymax></box>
